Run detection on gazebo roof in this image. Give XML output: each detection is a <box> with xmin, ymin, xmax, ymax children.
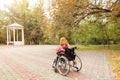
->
<box><xmin>7</xmin><ymin>23</ymin><xmax>23</xmax><ymax>28</ymax></box>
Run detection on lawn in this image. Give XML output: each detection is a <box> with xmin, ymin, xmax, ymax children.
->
<box><xmin>78</xmin><ymin>45</ymin><xmax>120</xmax><ymax>50</ymax></box>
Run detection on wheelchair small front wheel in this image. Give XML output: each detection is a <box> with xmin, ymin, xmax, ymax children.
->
<box><xmin>52</xmin><ymin>59</ymin><xmax>57</xmax><ymax>68</ymax></box>
<box><xmin>56</xmin><ymin>56</ymin><xmax>70</xmax><ymax>76</ymax></box>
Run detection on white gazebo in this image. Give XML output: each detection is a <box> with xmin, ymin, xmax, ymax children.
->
<box><xmin>6</xmin><ymin>23</ymin><xmax>24</xmax><ymax>45</ymax></box>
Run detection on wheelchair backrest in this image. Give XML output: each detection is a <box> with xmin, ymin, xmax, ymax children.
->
<box><xmin>65</xmin><ymin>48</ymin><xmax>75</xmax><ymax>61</ymax></box>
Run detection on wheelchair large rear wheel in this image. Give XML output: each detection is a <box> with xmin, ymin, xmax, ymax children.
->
<box><xmin>56</xmin><ymin>56</ymin><xmax>70</xmax><ymax>76</ymax></box>
<box><xmin>71</xmin><ymin>55</ymin><xmax>82</xmax><ymax>72</ymax></box>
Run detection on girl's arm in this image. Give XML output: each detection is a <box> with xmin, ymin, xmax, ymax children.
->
<box><xmin>56</xmin><ymin>46</ymin><xmax>65</xmax><ymax>52</ymax></box>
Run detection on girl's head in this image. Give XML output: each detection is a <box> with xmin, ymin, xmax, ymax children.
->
<box><xmin>60</xmin><ymin>37</ymin><xmax>69</xmax><ymax>46</ymax></box>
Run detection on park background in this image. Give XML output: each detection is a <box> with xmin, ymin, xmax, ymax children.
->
<box><xmin>0</xmin><ymin>0</ymin><xmax>120</xmax><ymax>80</ymax></box>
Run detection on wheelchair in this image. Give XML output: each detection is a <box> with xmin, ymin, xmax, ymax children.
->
<box><xmin>52</xmin><ymin>47</ymin><xmax>82</xmax><ymax>76</ymax></box>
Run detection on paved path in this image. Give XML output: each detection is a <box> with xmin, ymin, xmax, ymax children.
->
<box><xmin>0</xmin><ymin>45</ymin><xmax>114</xmax><ymax>80</ymax></box>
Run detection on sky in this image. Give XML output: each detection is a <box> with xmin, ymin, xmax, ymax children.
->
<box><xmin>0</xmin><ymin>0</ymin><xmax>12</xmax><ymax>10</ymax></box>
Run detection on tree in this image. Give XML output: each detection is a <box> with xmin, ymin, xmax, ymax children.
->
<box><xmin>0</xmin><ymin>10</ymin><xmax>9</xmax><ymax>44</ymax></box>
<box><xmin>44</xmin><ymin>0</ymin><xmax>75</xmax><ymax>44</ymax></box>
<box><xmin>73</xmin><ymin>0</ymin><xmax>120</xmax><ymax>26</ymax></box>
<box><xmin>1</xmin><ymin>0</ymin><xmax>45</xmax><ymax>44</ymax></box>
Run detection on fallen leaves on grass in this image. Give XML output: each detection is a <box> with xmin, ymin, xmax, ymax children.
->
<box><xmin>107</xmin><ymin>50</ymin><xmax>120</xmax><ymax>80</ymax></box>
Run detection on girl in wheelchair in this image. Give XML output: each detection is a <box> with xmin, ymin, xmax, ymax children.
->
<box><xmin>53</xmin><ymin>37</ymin><xmax>70</xmax><ymax>72</ymax></box>
<box><xmin>52</xmin><ymin>37</ymin><xmax>82</xmax><ymax>75</ymax></box>
<box><xmin>56</xmin><ymin>37</ymin><xmax>76</xmax><ymax>60</ymax></box>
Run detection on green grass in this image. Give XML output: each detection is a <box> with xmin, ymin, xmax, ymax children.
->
<box><xmin>0</xmin><ymin>44</ymin><xmax>5</xmax><ymax>46</ymax></box>
<box><xmin>78</xmin><ymin>45</ymin><xmax>120</xmax><ymax>50</ymax></box>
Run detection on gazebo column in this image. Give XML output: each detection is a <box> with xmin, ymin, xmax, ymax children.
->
<box><xmin>7</xmin><ymin>28</ymin><xmax>9</xmax><ymax>45</ymax></box>
<box><xmin>13</xmin><ymin>29</ymin><xmax>15</xmax><ymax>45</ymax></box>
<box><xmin>22</xmin><ymin>29</ymin><xmax>24</xmax><ymax>45</ymax></box>
<box><xmin>8</xmin><ymin>29</ymin><xmax>11</xmax><ymax>42</ymax></box>
<box><xmin>17</xmin><ymin>29</ymin><xmax>18</xmax><ymax>41</ymax></box>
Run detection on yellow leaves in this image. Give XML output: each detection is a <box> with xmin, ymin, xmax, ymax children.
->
<box><xmin>115</xmin><ymin>73</ymin><xmax>120</xmax><ymax>80</ymax></box>
<box><xmin>107</xmin><ymin>50</ymin><xmax>120</xmax><ymax>80</ymax></box>
<box><xmin>96</xmin><ymin>75</ymin><xmax>99</xmax><ymax>79</ymax></box>
<box><xmin>74</xmin><ymin>77</ymin><xmax>78</xmax><ymax>80</ymax></box>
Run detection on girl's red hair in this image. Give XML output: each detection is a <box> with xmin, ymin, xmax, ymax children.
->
<box><xmin>59</xmin><ymin>37</ymin><xmax>69</xmax><ymax>46</ymax></box>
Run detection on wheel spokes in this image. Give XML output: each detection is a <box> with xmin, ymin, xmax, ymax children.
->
<box><xmin>56</xmin><ymin>56</ymin><xmax>70</xmax><ymax>76</ymax></box>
